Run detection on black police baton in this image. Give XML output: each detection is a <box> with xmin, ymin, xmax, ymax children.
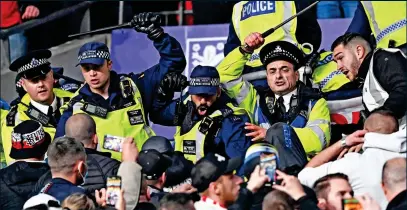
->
<box><xmin>243</xmin><ymin>1</ymin><xmax>320</xmax><ymax>49</ymax></box>
<box><xmin>68</xmin><ymin>22</ymin><xmax>132</xmax><ymax>39</ymax></box>
<box><xmin>67</xmin><ymin>12</ymin><xmax>162</xmax><ymax>38</ymax></box>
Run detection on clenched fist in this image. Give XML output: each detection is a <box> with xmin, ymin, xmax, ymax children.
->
<box><xmin>131</xmin><ymin>12</ymin><xmax>164</xmax><ymax>40</ymax></box>
<box><xmin>241</xmin><ymin>32</ymin><xmax>265</xmax><ymax>53</ymax></box>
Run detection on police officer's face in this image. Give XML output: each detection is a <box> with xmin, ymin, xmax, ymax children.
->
<box><xmin>333</xmin><ymin>44</ymin><xmax>362</xmax><ymax>81</ymax></box>
<box><xmin>266</xmin><ymin>61</ymin><xmax>298</xmax><ymax>96</ymax></box>
<box><xmin>22</xmin><ymin>70</ymin><xmax>55</xmax><ymax>104</ymax></box>
<box><xmin>80</xmin><ymin>60</ymin><xmax>112</xmax><ymax>90</ymax></box>
<box><xmin>191</xmin><ymin>88</ymin><xmax>220</xmax><ymax>116</ymax></box>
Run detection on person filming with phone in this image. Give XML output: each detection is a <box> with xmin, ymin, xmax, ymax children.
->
<box><xmin>229</xmin><ymin>142</ymin><xmax>319</xmax><ymax>210</ymax></box>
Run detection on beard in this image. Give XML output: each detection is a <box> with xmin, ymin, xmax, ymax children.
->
<box><xmin>196</xmin><ymin>105</ymin><xmax>209</xmax><ymax>116</ymax></box>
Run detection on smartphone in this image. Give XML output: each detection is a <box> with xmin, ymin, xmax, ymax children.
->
<box><xmin>106</xmin><ymin>176</ymin><xmax>121</xmax><ymax>206</ymax></box>
<box><xmin>342</xmin><ymin>198</ymin><xmax>363</xmax><ymax>210</ymax></box>
<box><xmin>103</xmin><ymin>135</ymin><xmax>125</xmax><ymax>152</ymax></box>
<box><xmin>260</xmin><ymin>153</ymin><xmax>278</xmax><ymax>185</ymax></box>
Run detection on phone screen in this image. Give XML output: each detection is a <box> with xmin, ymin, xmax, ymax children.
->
<box><xmin>343</xmin><ymin>198</ymin><xmax>363</xmax><ymax>210</ymax></box>
<box><xmin>260</xmin><ymin>153</ymin><xmax>278</xmax><ymax>184</ymax></box>
<box><xmin>106</xmin><ymin>176</ymin><xmax>121</xmax><ymax>206</ymax></box>
<box><xmin>103</xmin><ymin>135</ymin><xmax>125</xmax><ymax>152</ymax></box>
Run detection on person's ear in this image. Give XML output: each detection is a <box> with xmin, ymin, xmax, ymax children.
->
<box><xmin>161</xmin><ymin>172</ymin><xmax>167</xmax><ymax>185</ymax></box>
<box><xmin>217</xmin><ymin>87</ymin><xmax>221</xmax><ymax>98</ymax></box>
<box><xmin>78</xmin><ymin>160</ymin><xmax>87</xmax><ymax>174</ymax></box>
<box><xmin>49</xmin><ymin>69</ymin><xmax>54</xmax><ymax>80</ymax></box>
<box><xmin>213</xmin><ymin>180</ymin><xmax>222</xmax><ymax>195</ymax></box>
<box><xmin>107</xmin><ymin>60</ymin><xmax>113</xmax><ymax>70</ymax></box>
<box><xmin>355</xmin><ymin>45</ymin><xmax>366</xmax><ymax>60</ymax></box>
<box><xmin>295</xmin><ymin>70</ymin><xmax>299</xmax><ymax>81</ymax></box>
<box><xmin>381</xmin><ymin>181</ymin><xmax>387</xmax><ymax>195</ymax></box>
<box><xmin>317</xmin><ymin>198</ymin><xmax>327</xmax><ymax>210</ymax></box>
<box><xmin>93</xmin><ymin>133</ymin><xmax>98</xmax><ymax>145</ymax></box>
<box><xmin>21</xmin><ymin>79</ymin><xmax>27</xmax><ymax>92</ymax></box>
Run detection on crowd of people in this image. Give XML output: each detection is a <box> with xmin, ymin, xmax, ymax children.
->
<box><xmin>0</xmin><ymin>1</ymin><xmax>406</xmax><ymax>210</ymax></box>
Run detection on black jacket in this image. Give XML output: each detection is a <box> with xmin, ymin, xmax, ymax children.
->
<box><xmin>0</xmin><ymin>161</ymin><xmax>49</xmax><ymax>210</ymax></box>
<box><xmin>31</xmin><ymin>148</ymin><xmax>120</xmax><ymax>197</ymax></box>
<box><xmin>357</xmin><ymin>50</ymin><xmax>407</xmax><ymax>119</ymax></box>
<box><xmin>228</xmin><ymin>183</ymin><xmax>318</xmax><ymax>210</ymax></box>
<box><xmin>386</xmin><ymin>190</ymin><xmax>407</xmax><ymax>210</ymax></box>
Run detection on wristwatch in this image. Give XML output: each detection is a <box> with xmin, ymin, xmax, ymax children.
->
<box><xmin>340</xmin><ymin>138</ymin><xmax>347</xmax><ymax>148</ymax></box>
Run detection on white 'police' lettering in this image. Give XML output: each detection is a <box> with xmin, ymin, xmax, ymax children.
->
<box><xmin>241</xmin><ymin>1</ymin><xmax>275</xmax><ymax>21</ymax></box>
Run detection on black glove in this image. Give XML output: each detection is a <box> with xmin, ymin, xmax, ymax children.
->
<box><xmin>131</xmin><ymin>12</ymin><xmax>164</xmax><ymax>40</ymax></box>
<box><xmin>157</xmin><ymin>72</ymin><xmax>188</xmax><ymax>99</ymax></box>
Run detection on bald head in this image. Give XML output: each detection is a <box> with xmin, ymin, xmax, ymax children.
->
<box><xmin>382</xmin><ymin>158</ymin><xmax>406</xmax><ymax>192</ymax></box>
<box><xmin>65</xmin><ymin>113</ymin><xmax>97</xmax><ymax>148</ymax></box>
<box><xmin>364</xmin><ymin>110</ymin><xmax>398</xmax><ymax>134</ymax></box>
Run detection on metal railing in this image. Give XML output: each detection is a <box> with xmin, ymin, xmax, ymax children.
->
<box><xmin>0</xmin><ymin>1</ymin><xmax>94</xmax><ymax>39</ymax></box>
<box><xmin>0</xmin><ymin>1</ymin><xmax>94</xmax><ymax>69</ymax></box>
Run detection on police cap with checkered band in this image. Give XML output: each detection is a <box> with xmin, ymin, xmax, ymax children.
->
<box><xmin>9</xmin><ymin>49</ymin><xmax>52</xmax><ymax>79</ymax></box>
<box><xmin>188</xmin><ymin>65</ymin><xmax>220</xmax><ymax>96</ymax></box>
<box><xmin>76</xmin><ymin>42</ymin><xmax>110</xmax><ymax>67</ymax></box>
<box><xmin>259</xmin><ymin>41</ymin><xmax>305</xmax><ymax>70</ymax></box>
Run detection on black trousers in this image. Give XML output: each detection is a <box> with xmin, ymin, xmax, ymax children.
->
<box><xmin>265</xmin><ymin>122</ymin><xmax>308</xmax><ymax>176</ymax></box>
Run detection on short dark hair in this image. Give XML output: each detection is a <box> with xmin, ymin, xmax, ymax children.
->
<box><xmin>331</xmin><ymin>33</ymin><xmax>371</xmax><ymax>51</ymax></box>
<box><xmin>313</xmin><ymin>173</ymin><xmax>350</xmax><ymax>199</ymax></box>
<box><xmin>47</xmin><ymin>136</ymin><xmax>86</xmax><ymax>175</ymax></box>
<box><xmin>365</xmin><ymin>109</ymin><xmax>399</xmax><ymax>133</ymax></box>
<box><xmin>159</xmin><ymin>193</ymin><xmax>193</xmax><ymax>210</ymax></box>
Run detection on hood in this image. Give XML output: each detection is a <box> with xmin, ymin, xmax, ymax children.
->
<box><xmin>363</xmin><ymin>128</ymin><xmax>406</xmax><ymax>153</ymax></box>
<box><xmin>1</xmin><ymin>161</ymin><xmax>49</xmax><ymax>196</ymax></box>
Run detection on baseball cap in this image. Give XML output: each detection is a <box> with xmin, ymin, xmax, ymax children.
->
<box><xmin>137</xmin><ymin>149</ymin><xmax>172</xmax><ymax>180</ymax></box>
<box><xmin>191</xmin><ymin>153</ymin><xmax>242</xmax><ymax>192</ymax></box>
<box><xmin>10</xmin><ymin>120</ymin><xmax>52</xmax><ymax>160</ymax></box>
<box><xmin>188</xmin><ymin>65</ymin><xmax>220</xmax><ymax>96</ymax></box>
<box><xmin>141</xmin><ymin>136</ymin><xmax>174</xmax><ymax>155</ymax></box>
<box><xmin>163</xmin><ymin>151</ymin><xmax>194</xmax><ymax>192</ymax></box>
<box><xmin>259</xmin><ymin>41</ymin><xmax>305</xmax><ymax>70</ymax></box>
<box><xmin>9</xmin><ymin>49</ymin><xmax>52</xmax><ymax>80</ymax></box>
<box><xmin>242</xmin><ymin>142</ymin><xmax>279</xmax><ymax>178</ymax></box>
<box><xmin>23</xmin><ymin>193</ymin><xmax>61</xmax><ymax>210</ymax></box>
<box><xmin>76</xmin><ymin>42</ymin><xmax>110</xmax><ymax>67</ymax></box>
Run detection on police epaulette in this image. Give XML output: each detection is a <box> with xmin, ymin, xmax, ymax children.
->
<box><xmin>61</xmin><ymin>97</ymin><xmax>71</xmax><ymax>104</ymax></box>
<box><xmin>229</xmin><ymin>115</ymin><xmax>242</xmax><ymax>122</ymax></box>
<box><xmin>6</xmin><ymin>106</ymin><xmax>18</xmax><ymax>126</ymax></box>
<box><xmin>219</xmin><ymin>107</ymin><xmax>233</xmax><ymax>118</ymax></box>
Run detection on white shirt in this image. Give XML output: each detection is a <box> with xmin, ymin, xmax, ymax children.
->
<box><xmin>194</xmin><ymin>197</ymin><xmax>227</xmax><ymax>210</ymax></box>
<box><xmin>275</xmin><ymin>88</ymin><xmax>297</xmax><ymax>110</ymax></box>
<box><xmin>30</xmin><ymin>97</ymin><xmax>57</xmax><ymax>114</ymax></box>
<box><xmin>298</xmin><ymin>128</ymin><xmax>407</xmax><ymax>209</ymax></box>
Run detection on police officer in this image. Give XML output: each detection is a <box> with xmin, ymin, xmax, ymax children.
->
<box><xmin>150</xmin><ymin>65</ymin><xmax>252</xmax><ymax>168</ymax></box>
<box><xmin>11</xmin><ymin>67</ymin><xmax>80</xmax><ymax>107</ymax></box>
<box><xmin>0</xmin><ymin>98</ymin><xmax>10</xmax><ymax>168</ymax></box>
<box><xmin>1</xmin><ymin>49</ymin><xmax>73</xmax><ymax>166</ymax></box>
<box><xmin>347</xmin><ymin>1</ymin><xmax>406</xmax><ymax>53</ymax></box>
<box><xmin>218</xmin><ymin>33</ymin><xmax>331</xmax><ymax>172</ymax></box>
<box><xmin>225</xmin><ymin>1</ymin><xmax>322</xmax><ymax>91</ymax></box>
<box><xmin>56</xmin><ymin>12</ymin><xmax>187</xmax><ymax>161</ymax></box>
